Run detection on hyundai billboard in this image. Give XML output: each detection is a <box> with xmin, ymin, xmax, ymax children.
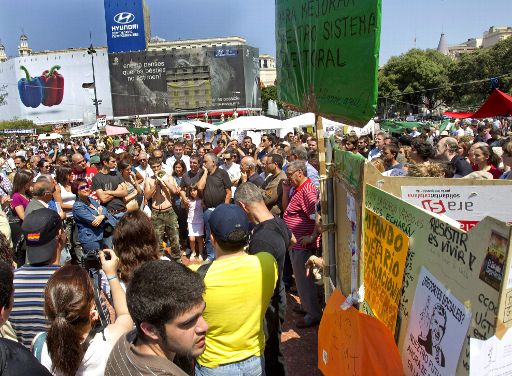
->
<box><xmin>104</xmin><ymin>0</ymin><xmax>149</xmax><ymax>53</ymax></box>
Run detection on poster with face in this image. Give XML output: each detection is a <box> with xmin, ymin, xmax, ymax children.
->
<box><xmin>402</xmin><ymin>266</ymin><xmax>472</xmax><ymax>376</ymax></box>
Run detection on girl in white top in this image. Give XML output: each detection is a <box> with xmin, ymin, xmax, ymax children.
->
<box><xmin>186</xmin><ymin>184</ymin><xmax>204</xmax><ymax>261</ymax></box>
<box><xmin>39</xmin><ymin>250</ymin><xmax>133</xmax><ymax>376</ymax></box>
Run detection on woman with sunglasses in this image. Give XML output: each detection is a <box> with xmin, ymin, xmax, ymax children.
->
<box><xmin>72</xmin><ymin>178</ymin><xmax>117</xmax><ymax>252</ymax></box>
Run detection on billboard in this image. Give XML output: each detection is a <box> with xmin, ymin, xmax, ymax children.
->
<box><xmin>0</xmin><ymin>49</ymin><xmax>113</xmax><ymax>124</ymax></box>
<box><xmin>109</xmin><ymin>46</ymin><xmax>261</xmax><ymax>117</ymax></box>
<box><xmin>104</xmin><ymin>0</ymin><xmax>149</xmax><ymax>53</ymax></box>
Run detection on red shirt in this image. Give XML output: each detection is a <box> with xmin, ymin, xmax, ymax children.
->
<box><xmin>71</xmin><ymin>166</ymin><xmax>98</xmax><ymax>186</ymax></box>
<box><xmin>471</xmin><ymin>164</ymin><xmax>502</xmax><ymax>179</ymax></box>
<box><xmin>283</xmin><ymin>178</ymin><xmax>319</xmax><ymax>251</ymax></box>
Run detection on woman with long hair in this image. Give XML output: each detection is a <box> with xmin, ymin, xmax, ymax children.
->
<box><xmin>468</xmin><ymin>142</ymin><xmax>502</xmax><ymax>179</ymax></box>
<box><xmin>117</xmin><ymin>159</ymin><xmax>142</xmax><ymax>212</ymax></box>
<box><xmin>40</xmin><ymin>252</ymin><xmax>132</xmax><ymax>375</ymax></box>
<box><xmin>112</xmin><ymin>210</ymin><xmax>160</xmax><ymax>289</ymax></box>
<box><xmin>54</xmin><ymin>166</ymin><xmax>79</xmax><ymax>262</ymax></box>
<box><xmin>10</xmin><ymin>170</ymin><xmax>32</xmax><ymax>266</ymax></box>
<box><xmin>172</xmin><ymin>160</ymin><xmax>188</xmax><ymax>254</ymax></box>
<box><xmin>500</xmin><ymin>141</ymin><xmax>512</xmax><ymax>179</ymax></box>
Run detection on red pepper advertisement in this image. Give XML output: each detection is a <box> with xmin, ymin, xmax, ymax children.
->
<box><xmin>18</xmin><ymin>65</ymin><xmax>64</xmax><ymax>108</ymax></box>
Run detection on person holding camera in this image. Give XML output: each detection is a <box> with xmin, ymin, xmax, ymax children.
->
<box><xmin>144</xmin><ymin>157</ymin><xmax>181</xmax><ymax>262</ymax></box>
<box><xmin>72</xmin><ymin>178</ymin><xmax>117</xmax><ymax>252</ymax></box>
<box><xmin>38</xmin><ymin>250</ymin><xmax>133</xmax><ymax>375</ymax></box>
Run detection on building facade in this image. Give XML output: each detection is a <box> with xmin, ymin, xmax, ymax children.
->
<box><xmin>259</xmin><ymin>54</ymin><xmax>276</xmax><ymax>87</ymax></box>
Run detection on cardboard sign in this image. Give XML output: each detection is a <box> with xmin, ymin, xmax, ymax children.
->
<box><xmin>318</xmin><ymin>289</ymin><xmax>404</xmax><ymax>376</ymax></box>
<box><xmin>364</xmin><ymin>209</ymin><xmax>409</xmax><ymax>333</ymax></box>
<box><xmin>401</xmin><ymin>186</ymin><xmax>512</xmax><ymax>232</ymax></box>
<box><xmin>402</xmin><ymin>267</ymin><xmax>472</xmax><ymax>376</ymax></box>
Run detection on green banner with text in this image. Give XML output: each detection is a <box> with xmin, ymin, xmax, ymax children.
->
<box><xmin>275</xmin><ymin>0</ymin><xmax>381</xmax><ymax>126</ymax></box>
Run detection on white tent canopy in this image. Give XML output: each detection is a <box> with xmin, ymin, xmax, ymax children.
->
<box><xmin>179</xmin><ymin>120</ymin><xmax>216</xmax><ymax>130</ymax></box>
<box><xmin>158</xmin><ymin>123</ymin><xmax>197</xmax><ymax>138</ymax></box>
<box><xmin>37</xmin><ymin>133</ymin><xmax>63</xmax><ymax>140</ymax></box>
<box><xmin>218</xmin><ymin>116</ymin><xmax>283</xmax><ymax>131</ymax></box>
<box><xmin>279</xmin><ymin>112</ymin><xmax>346</xmax><ymax>137</ymax></box>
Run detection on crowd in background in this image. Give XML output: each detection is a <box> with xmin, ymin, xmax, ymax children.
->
<box><xmin>0</xmin><ymin>128</ymin><xmax>324</xmax><ymax>376</ymax></box>
<box><xmin>338</xmin><ymin>117</ymin><xmax>512</xmax><ymax>179</ymax></box>
<box><xmin>1</xmin><ymin>116</ymin><xmax>510</xmax><ymax>375</ymax></box>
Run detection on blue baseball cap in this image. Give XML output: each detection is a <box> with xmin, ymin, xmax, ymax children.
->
<box><xmin>209</xmin><ymin>204</ymin><xmax>249</xmax><ymax>242</ymax></box>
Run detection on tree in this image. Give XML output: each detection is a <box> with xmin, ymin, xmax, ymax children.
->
<box><xmin>448</xmin><ymin>37</ymin><xmax>512</xmax><ymax>111</ymax></box>
<box><xmin>378</xmin><ymin>49</ymin><xmax>454</xmax><ymax>116</ymax></box>
<box><xmin>261</xmin><ymin>85</ymin><xmax>279</xmax><ymax>113</ymax></box>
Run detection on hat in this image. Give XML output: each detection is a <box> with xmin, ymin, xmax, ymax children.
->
<box><xmin>89</xmin><ymin>155</ymin><xmax>100</xmax><ymax>164</ymax></box>
<box><xmin>280</xmin><ymin>141</ymin><xmax>290</xmax><ymax>147</ymax></box>
<box><xmin>209</xmin><ymin>204</ymin><xmax>249</xmax><ymax>242</ymax></box>
<box><xmin>22</xmin><ymin>208</ymin><xmax>62</xmax><ymax>264</ymax></box>
<box><xmin>440</xmin><ymin>130</ymin><xmax>449</xmax><ymax>136</ymax></box>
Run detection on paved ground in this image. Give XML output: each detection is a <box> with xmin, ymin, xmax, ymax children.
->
<box><xmin>282</xmin><ymin>293</ymin><xmax>322</xmax><ymax>376</ymax></box>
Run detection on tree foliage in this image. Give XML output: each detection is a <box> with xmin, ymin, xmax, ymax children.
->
<box><xmin>261</xmin><ymin>86</ymin><xmax>279</xmax><ymax>112</ymax></box>
<box><xmin>378</xmin><ymin>37</ymin><xmax>512</xmax><ymax>115</ymax></box>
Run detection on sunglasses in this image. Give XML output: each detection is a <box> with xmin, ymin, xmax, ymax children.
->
<box><xmin>78</xmin><ymin>185</ymin><xmax>89</xmax><ymax>190</ymax></box>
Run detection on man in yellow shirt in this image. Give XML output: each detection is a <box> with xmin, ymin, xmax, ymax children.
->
<box><xmin>195</xmin><ymin>204</ymin><xmax>277</xmax><ymax>376</ymax></box>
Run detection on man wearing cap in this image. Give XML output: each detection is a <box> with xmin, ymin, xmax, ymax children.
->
<box><xmin>9</xmin><ymin>209</ymin><xmax>66</xmax><ymax>348</ymax></box>
<box><xmin>194</xmin><ymin>204</ymin><xmax>277</xmax><ymax>376</ymax></box>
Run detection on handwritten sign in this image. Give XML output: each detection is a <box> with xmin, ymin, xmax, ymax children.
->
<box><xmin>470</xmin><ymin>330</ymin><xmax>512</xmax><ymax>376</ymax></box>
<box><xmin>275</xmin><ymin>0</ymin><xmax>381</xmax><ymax>125</ymax></box>
<box><xmin>318</xmin><ymin>289</ymin><xmax>404</xmax><ymax>376</ymax></box>
<box><xmin>402</xmin><ymin>267</ymin><xmax>472</xmax><ymax>376</ymax></box>
<box><xmin>364</xmin><ymin>209</ymin><xmax>409</xmax><ymax>333</ymax></box>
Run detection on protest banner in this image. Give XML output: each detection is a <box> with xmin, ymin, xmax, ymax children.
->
<box><xmin>363</xmin><ymin>209</ymin><xmax>409</xmax><ymax>333</ymax></box>
<box><xmin>318</xmin><ymin>289</ymin><xmax>404</xmax><ymax>376</ymax></box>
<box><xmin>402</xmin><ymin>267</ymin><xmax>472</xmax><ymax>376</ymax></box>
<box><xmin>275</xmin><ymin>0</ymin><xmax>381</xmax><ymax>126</ymax></box>
<box><xmin>69</xmin><ymin>122</ymin><xmax>98</xmax><ymax>137</ymax></box>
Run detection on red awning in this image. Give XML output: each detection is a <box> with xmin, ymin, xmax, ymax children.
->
<box><xmin>444</xmin><ymin>89</ymin><xmax>512</xmax><ymax>119</ymax></box>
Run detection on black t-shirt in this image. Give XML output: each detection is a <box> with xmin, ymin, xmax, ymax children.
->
<box><xmin>0</xmin><ymin>338</ymin><xmax>52</xmax><ymax>376</ymax></box>
<box><xmin>248</xmin><ymin>172</ymin><xmax>264</xmax><ymax>187</ymax></box>
<box><xmin>450</xmin><ymin>155</ymin><xmax>473</xmax><ymax>177</ymax></box>
<box><xmin>203</xmin><ymin>168</ymin><xmax>231</xmax><ymax>208</ymax></box>
<box><xmin>180</xmin><ymin>169</ymin><xmax>204</xmax><ymax>189</ymax></box>
<box><xmin>248</xmin><ymin>217</ymin><xmax>291</xmax><ymax>299</ymax></box>
<box><xmin>91</xmin><ymin>171</ymin><xmax>126</xmax><ymax>211</ymax></box>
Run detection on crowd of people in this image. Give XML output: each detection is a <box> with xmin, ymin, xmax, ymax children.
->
<box><xmin>340</xmin><ymin>117</ymin><xmax>512</xmax><ymax>179</ymax></box>
<box><xmin>1</xmin><ymin>116</ymin><xmax>509</xmax><ymax>375</ymax></box>
<box><xmin>0</xmin><ymin>129</ymin><xmax>324</xmax><ymax>375</ymax></box>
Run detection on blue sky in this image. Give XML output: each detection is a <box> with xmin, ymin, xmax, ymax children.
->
<box><xmin>0</xmin><ymin>0</ymin><xmax>511</xmax><ymax>65</ymax></box>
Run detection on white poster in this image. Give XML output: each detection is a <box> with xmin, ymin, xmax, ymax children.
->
<box><xmin>401</xmin><ymin>186</ymin><xmax>512</xmax><ymax>232</ymax></box>
<box><xmin>69</xmin><ymin>123</ymin><xmax>98</xmax><ymax>137</ymax></box>
<box><xmin>402</xmin><ymin>267</ymin><xmax>472</xmax><ymax>376</ymax></box>
<box><xmin>470</xmin><ymin>330</ymin><xmax>512</xmax><ymax>376</ymax></box>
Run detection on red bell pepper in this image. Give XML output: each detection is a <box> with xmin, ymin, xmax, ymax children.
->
<box><xmin>41</xmin><ymin>65</ymin><xmax>64</xmax><ymax>106</ymax></box>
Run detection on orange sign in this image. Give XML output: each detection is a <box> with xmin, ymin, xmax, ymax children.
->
<box><xmin>318</xmin><ymin>289</ymin><xmax>404</xmax><ymax>376</ymax></box>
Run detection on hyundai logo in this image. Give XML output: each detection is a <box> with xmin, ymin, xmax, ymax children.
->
<box><xmin>114</xmin><ymin>12</ymin><xmax>135</xmax><ymax>24</ymax></box>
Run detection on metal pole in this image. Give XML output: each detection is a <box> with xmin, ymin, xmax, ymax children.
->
<box><xmin>89</xmin><ymin>44</ymin><xmax>99</xmax><ymax>117</ymax></box>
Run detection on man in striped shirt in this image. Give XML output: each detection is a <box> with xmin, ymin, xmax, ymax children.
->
<box><xmin>9</xmin><ymin>209</ymin><xmax>64</xmax><ymax>347</ymax></box>
<box><xmin>282</xmin><ymin>160</ymin><xmax>322</xmax><ymax>328</ymax></box>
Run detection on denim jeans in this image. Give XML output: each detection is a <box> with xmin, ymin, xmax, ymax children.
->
<box><xmin>203</xmin><ymin>207</ymin><xmax>216</xmax><ymax>261</ymax></box>
<box><xmin>195</xmin><ymin>355</ymin><xmax>265</xmax><ymax>376</ymax></box>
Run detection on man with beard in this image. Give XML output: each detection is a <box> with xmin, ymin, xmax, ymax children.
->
<box><xmin>105</xmin><ymin>260</ymin><xmax>208</xmax><ymax>375</ymax></box>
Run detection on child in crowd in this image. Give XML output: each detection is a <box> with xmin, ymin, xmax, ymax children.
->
<box><xmin>186</xmin><ymin>184</ymin><xmax>204</xmax><ymax>261</ymax></box>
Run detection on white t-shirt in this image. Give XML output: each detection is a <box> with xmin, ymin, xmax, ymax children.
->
<box><xmin>165</xmin><ymin>155</ymin><xmax>190</xmax><ymax>171</ymax></box>
<box><xmin>187</xmin><ymin>198</ymin><xmax>204</xmax><ymax>224</ymax></box>
<box><xmin>41</xmin><ymin>327</ymin><xmax>115</xmax><ymax>376</ymax></box>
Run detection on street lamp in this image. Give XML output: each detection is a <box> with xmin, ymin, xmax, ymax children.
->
<box><xmin>87</xmin><ymin>44</ymin><xmax>100</xmax><ymax>117</ymax></box>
